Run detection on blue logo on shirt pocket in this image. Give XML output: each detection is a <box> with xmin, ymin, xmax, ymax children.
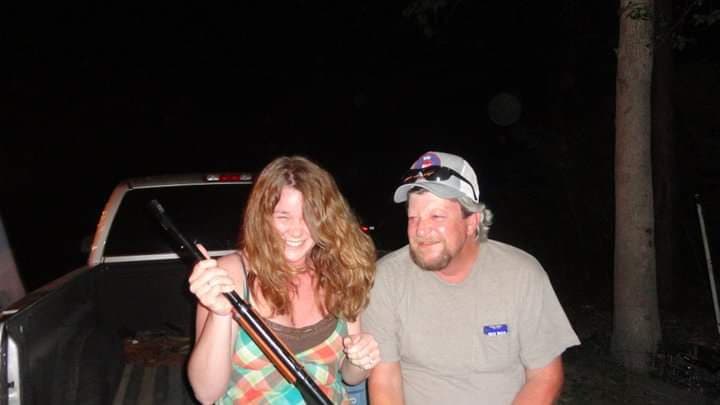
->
<box><xmin>483</xmin><ymin>324</ymin><xmax>509</xmax><ymax>336</ymax></box>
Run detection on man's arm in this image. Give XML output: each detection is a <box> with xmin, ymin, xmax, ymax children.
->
<box><xmin>512</xmin><ymin>356</ymin><xmax>564</xmax><ymax>405</ymax></box>
<box><xmin>368</xmin><ymin>361</ymin><xmax>404</xmax><ymax>405</ymax></box>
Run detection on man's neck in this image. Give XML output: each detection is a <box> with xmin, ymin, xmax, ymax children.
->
<box><xmin>436</xmin><ymin>240</ymin><xmax>481</xmax><ymax>284</ymax></box>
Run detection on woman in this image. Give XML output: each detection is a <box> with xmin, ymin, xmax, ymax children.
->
<box><xmin>187</xmin><ymin>156</ymin><xmax>379</xmax><ymax>404</ymax></box>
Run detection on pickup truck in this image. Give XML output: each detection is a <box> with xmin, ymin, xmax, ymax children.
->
<box><xmin>0</xmin><ymin>173</ymin><xmax>368</xmax><ymax>405</ymax></box>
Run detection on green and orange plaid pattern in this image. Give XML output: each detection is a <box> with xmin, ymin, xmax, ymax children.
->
<box><xmin>218</xmin><ymin>319</ymin><xmax>350</xmax><ymax>404</ymax></box>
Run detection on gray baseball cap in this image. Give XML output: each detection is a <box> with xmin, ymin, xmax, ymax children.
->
<box><xmin>393</xmin><ymin>151</ymin><xmax>480</xmax><ymax>204</ymax></box>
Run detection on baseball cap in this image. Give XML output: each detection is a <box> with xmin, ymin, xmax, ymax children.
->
<box><xmin>393</xmin><ymin>151</ymin><xmax>480</xmax><ymax>203</ymax></box>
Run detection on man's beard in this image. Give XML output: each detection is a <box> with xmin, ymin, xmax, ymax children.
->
<box><xmin>410</xmin><ymin>241</ymin><xmax>456</xmax><ymax>271</ymax></box>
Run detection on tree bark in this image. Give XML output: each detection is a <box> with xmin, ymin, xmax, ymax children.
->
<box><xmin>612</xmin><ymin>0</ymin><xmax>662</xmax><ymax>372</ymax></box>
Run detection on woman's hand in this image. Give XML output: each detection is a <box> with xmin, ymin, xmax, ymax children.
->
<box><xmin>343</xmin><ymin>333</ymin><xmax>381</xmax><ymax>370</ymax></box>
<box><xmin>188</xmin><ymin>244</ymin><xmax>236</xmax><ymax>316</ymax></box>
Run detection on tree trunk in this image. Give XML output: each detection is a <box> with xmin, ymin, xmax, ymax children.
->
<box><xmin>612</xmin><ymin>0</ymin><xmax>661</xmax><ymax>372</ymax></box>
<box><xmin>652</xmin><ymin>0</ymin><xmax>675</xmax><ymax>311</ymax></box>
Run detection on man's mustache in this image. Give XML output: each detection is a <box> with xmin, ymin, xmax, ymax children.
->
<box><xmin>412</xmin><ymin>238</ymin><xmax>441</xmax><ymax>245</ymax></box>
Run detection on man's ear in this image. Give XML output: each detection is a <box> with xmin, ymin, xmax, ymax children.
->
<box><xmin>466</xmin><ymin>212</ymin><xmax>481</xmax><ymax>237</ymax></box>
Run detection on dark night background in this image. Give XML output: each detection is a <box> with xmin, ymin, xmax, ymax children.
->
<box><xmin>1</xmin><ymin>1</ymin><xmax>719</xmax><ymax>320</ymax></box>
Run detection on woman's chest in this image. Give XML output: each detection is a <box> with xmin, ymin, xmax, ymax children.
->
<box><xmin>255</xmin><ymin>281</ymin><xmax>326</xmax><ymax>328</ymax></box>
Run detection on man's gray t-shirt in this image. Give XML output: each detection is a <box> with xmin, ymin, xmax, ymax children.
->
<box><xmin>362</xmin><ymin>240</ymin><xmax>580</xmax><ymax>405</ymax></box>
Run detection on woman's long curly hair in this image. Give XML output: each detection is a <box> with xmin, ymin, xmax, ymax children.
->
<box><xmin>240</xmin><ymin>156</ymin><xmax>376</xmax><ymax>322</ymax></box>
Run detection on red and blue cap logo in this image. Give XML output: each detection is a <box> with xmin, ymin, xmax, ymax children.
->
<box><xmin>411</xmin><ymin>152</ymin><xmax>442</xmax><ymax>169</ymax></box>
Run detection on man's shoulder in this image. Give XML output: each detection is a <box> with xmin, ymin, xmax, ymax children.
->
<box><xmin>374</xmin><ymin>245</ymin><xmax>418</xmax><ymax>283</ymax></box>
<box><xmin>377</xmin><ymin>245</ymin><xmax>412</xmax><ymax>270</ymax></box>
<box><xmin>483</xmin><ymin>239</ymin><xmax>545</xmax><ymax>276</ymax></box>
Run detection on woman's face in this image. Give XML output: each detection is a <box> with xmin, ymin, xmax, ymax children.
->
<box><xmin>272</xmin><ymin>186</ymin><xmax>316</xmax><ymax>268</ymax></box>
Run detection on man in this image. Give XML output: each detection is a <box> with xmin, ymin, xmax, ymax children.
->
<box><xmin>362</xmin><ymin>151</ymin><xmax>580</xmax><ymax>404</ymax></box>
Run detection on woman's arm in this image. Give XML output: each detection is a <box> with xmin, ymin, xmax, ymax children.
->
<box><xmin>187</xmin><ymin>250</ymin><xmax>245</xmax><ymax>404</ymax></box>
<box><xmin>188</xmin><ymin>306</ymin><xmax>237</xmax><ymax>404</ymax></box>
<box><xmin>340</xmin><ymin>319</ymin><xmax>381</xmax><ymax>386</ymax></box>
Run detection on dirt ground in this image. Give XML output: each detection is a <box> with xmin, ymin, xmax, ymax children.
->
<box><xmin>559</xmin><ymin>305</ymin><xmax>720</xmax><ymax>404</ymax></box>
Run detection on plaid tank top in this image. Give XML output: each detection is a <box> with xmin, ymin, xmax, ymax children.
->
<box><xmin>216</xmin><ymin>310</ymin><xmax>350</xmax><ymax>404</ymax></box>
<box><xmin>218</xmin><ymin>319</ymin><xmax>349</xmax><ymax>404</ymax></box>
<box><xmin>218</xmin><ymin>255</ymin><xmax>349</xmax><ymax>404</ymax></box>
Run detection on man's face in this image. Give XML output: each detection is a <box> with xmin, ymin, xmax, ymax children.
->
<box><xmin>407</xmin><ymin>191</ymin><xmax>474</xmax><ymax>271</ymax></box>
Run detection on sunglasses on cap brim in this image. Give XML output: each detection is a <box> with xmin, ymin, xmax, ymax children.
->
<box><xmin>401</xmin><ymin>165</ymin><xmax>477</xmax><ymax>201</ymax></box>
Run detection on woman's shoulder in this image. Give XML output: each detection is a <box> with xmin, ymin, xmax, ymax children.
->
<box><xmin>217</xmin><ymin>250</ymin><xmax>242</xmax><ymax>266</ymax></box>
<box><xmin>217</xmin><ymin>251</ymin><xmax>248</xmax><ymax>283</ymax></box>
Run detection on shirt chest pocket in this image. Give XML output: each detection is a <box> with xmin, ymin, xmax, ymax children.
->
<box><xmin>474</xmin><ymin>323</ymin><xmax>517</xmax><ymax>372</ymax></box>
